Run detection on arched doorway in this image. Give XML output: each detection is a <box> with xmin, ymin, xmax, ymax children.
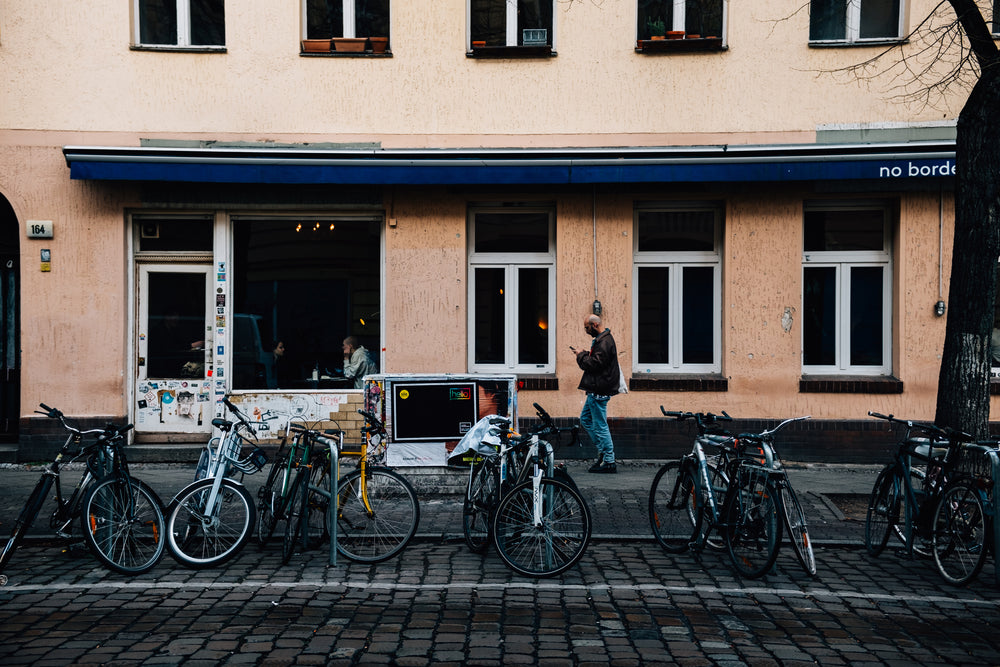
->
<box><xmin>0</xmin><ymin>195</ymin><xmax>19</xmax><ymax>440</ymax></box>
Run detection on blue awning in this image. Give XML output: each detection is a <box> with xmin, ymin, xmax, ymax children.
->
<box><xmin>63</xmin><ymin>142</ymin><xmax>957</xmax><ymax>185</ymax></box>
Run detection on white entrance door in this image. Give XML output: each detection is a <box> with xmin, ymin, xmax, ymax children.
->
<box><xmin>136</xmin><ymin>264</ymin><xmax>214</xmax><ymax>434</ymax></box>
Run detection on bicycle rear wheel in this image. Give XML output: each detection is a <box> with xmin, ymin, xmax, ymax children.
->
<box><xmin>648</xmin><ymin>460</ymin><xmax>699</xmax><ymax>554</ymax></box>
<box><xmin>167</xmin><ymin>477</ymin><xmax>255</xmax><ymax>569</ymax></box>
<box><xmin>776</xmin><ymin>479</ymin><xmax>816</xmax><ymax>576</ymax></box>
<box><xmin>492</xmin><ymin>477</ymin><xmax>592</xmax><ymax>577</ymax></box>
<box><xmin>281</xmin><ymin>473</ymin><xmax>308</xmax><ymax>564</ymax></box>
<box><xmin>256</xmin><ymin>449</ymin><xmax>292</xmax><ymax>548</ymax></box>
<box><xmin>932</xmin><ymin>480</ymin><xmax>988</xmax><ymax>586</ymax></box>
<box><xmin>865</xmin><ymin>466</ymin><xmax>899</xmax><ymax>556</ymax></box>
<box><xmin>81</xmin><ymin>476</ymin><xmax>166</xmax><ymax>575</ymax></box>
<box><xmin>337</xmin><ymin>467</ymin><xmax>420</xmax><ymax>563</ymax></box>
<box><xmin>0</xmin><ymin>475</ymin><xmax>54</xmax><ymax>582</ymax></box>
<box><xmin>724</xmin><ymin>465</ymin><xmax>781</xmax><ymax>579</ymax></box>
<box><xmin>463</xmin><ymin>461</ymin><xmax>498</xmax><ymax>553</ymax></box>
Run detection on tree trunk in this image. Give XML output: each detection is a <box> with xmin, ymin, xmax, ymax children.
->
<box><xmin>934</xmin><ymin>60</ymin><xmax>1000</xmax><ymax>437</ymax></box>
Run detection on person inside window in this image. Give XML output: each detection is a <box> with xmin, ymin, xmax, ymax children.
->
<box><xmin>342</xmin><ymin>336</ymin><xmax>378</xmax><ymax>389</ymax></box>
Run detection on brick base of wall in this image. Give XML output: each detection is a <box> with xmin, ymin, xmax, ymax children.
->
<box><xmin>521</xmin><ymin>416</ymin><xmax>903</xmax><ymax>464</ymax></box>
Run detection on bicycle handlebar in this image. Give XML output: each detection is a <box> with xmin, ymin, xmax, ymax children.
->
<box><xmin>866</xmin><ymin>411</ymin><xmax>970</xmax><ymax>441</ymax></box>
<box><xmin>749</xmin><ymin>415</ymin><xmax>810</xmax><ymax>439</ymax></box>
<box><xmin>358</xmin><ymin>408</ymin><xmax>385</xmax><ymax>434</ymax></box>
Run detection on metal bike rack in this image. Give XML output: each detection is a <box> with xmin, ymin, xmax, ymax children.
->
<box><xmin>989</xmin><ymin>448</ymin><xmax>1000</xmax><ymax>585</ymax></box>
<box><xmin>327</xmin><ymin>436</ymin><xmax>340</xmax><ymax>567</ymax></box>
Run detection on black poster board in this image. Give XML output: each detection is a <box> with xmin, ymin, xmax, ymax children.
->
<box><xmin>391</xmin><ymin>382</ymin><xmax>478</xmax><ymax>441</ymax></box>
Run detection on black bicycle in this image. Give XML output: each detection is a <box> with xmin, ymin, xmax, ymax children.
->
<box><xmin>864</xmin><ymin>411</ymin><xmax>992</xmax><ymax>585</ymax></box>
<box><xmin>0</xmin><ymin>404</ymin><xmax>167</xmax><ymax>584</ymax></box>
<box><xmin>457</xmin><ymin>402</ymin><xmax>590</xmax><ymax>577</ymax></box>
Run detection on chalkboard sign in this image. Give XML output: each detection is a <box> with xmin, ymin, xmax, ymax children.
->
<box><xmin>391</xmin><ymin>382</ymin><xmax>478</xmax><ymax>441</ymax></box>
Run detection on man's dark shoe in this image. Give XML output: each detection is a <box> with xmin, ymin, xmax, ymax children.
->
<box><xmin>589</xmin><ymin>461</ymin><xmax>617</xmax><ymax>474</ymax></box>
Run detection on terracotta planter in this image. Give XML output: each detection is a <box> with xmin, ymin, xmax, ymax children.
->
<box><xmin>333</xmin><ymin>37</ymin><xmax>366</xmax><ymax>52</ymax></box>
<box><xmin>686</xmin><ymin>34</ymin><xmax>701</xmax><ymax>39</ymax></box>
<box><xmin>472</xmin><ymin>40</ymin><xmax>486</xmax><ymax>48</ymax></box>
<box><xmin>301</xmin><ymin>39</ymin><xmax>331</xmax><ymax>53</ymax></box>
<box><xmin>368</xmin><ymin>36</ymin><xmax>389</xmax><ymax>53</ymax></box>
<box><xmin>666</xmin><ymin>31</ymin><xmax>685</xmax><ymax>40</ymax></box>
<box><xmin>650</xmin><ymin>35</ymin><xmax>665</xmax><ymax>40</ymax></box>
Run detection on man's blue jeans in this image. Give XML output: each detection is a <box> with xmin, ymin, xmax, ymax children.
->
<box><xmin>580</xmin><ymin>393</ymin><xmax>614</xmax><ymax>464</ymax></box>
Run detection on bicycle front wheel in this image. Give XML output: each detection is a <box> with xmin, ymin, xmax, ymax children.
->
<box><xmin>81</xmin><ymin>476</ymin><xmax>166</xmax><ymax>575</ymax></box>
<box><xmin>648</xmin><ymin>460</ymin><xmax>699</xmax><ymax>554</ymax></box>
<box><xmin>724</xmin><ymin>466</ymin><xmax>781</xmax><ymax>579</ymax></box>
<box><xmin>776</xmin><ymin>480</ymin><xmax>816</xmax><ymax>576</ymax></box>
<box><xmin>932</xmin><ymin>480</ymin><xmax>988</xmax><ymax>586</ymax></box>
<box><xmin>865</xmin><ymin>466</ymin><xmax>899</xmax><ymax>556</ymax></box>
<box><xmin>167</xmin><ymin>477</ymin><xmax>255</xmax><ymax>569</ymax></box>
<box><xmin>337</xmin><ymin>467</ymin><xmax>420</xmax><ymax>563</ymax></box>
<box><xmin>463</xmin><ymin>462</ymin><xmax>498</xmax><ymax>554</ymax></box>
<box><xmin>492</xmin><ymin>477</ymin><xmax>592</xmax><ymax>577</ymax></box>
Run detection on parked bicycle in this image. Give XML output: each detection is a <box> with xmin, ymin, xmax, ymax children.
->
<box><xmin>165</xmin><ymin>397</ymin><xmax>268</xmax><ymax>569</ymax></box>
<box><xmin>649</xmin><ymin>408</ymin><xmax>814</xmax><ymax>578</ymax></box>
<box><xmin>0</xmin><ymin>404</ymin><xmax>166</xmax><ymax>584</ymax></box>
<box><xmin>865</xmin><ymin>411</ymin><xmax>993</xmax><ymax>585</ymax></box>
<box><xmin>277</xmin><ymin>408</ymin><xmax>420</xmax><ymax>564</ymax></box>
<box><xmin>454</xmin><ymin>402</ymin><xmax>591</xmax><ymax>577</ymax></box>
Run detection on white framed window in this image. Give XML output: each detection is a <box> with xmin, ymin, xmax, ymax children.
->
<box><xmin>468</xmin><ymin>206</ymin><xmax>555</xmax><ymax>374</ymax></box>
<box><xmin>303</xmin><ymin>0</ymin><xmax>390</xmax><ymax>39</ymax></box>
<box><xmin>809</xmin><ymin>0</ymin><xmax>904</xmax><ymax>43</ymax></box>
<box><xmin>802</xmin><ymin>203</ymin><xmax>893</xmax><ymax>375</ymax></box>
<box><xmin>637</xmin><ymin>0</ymin><xmax>726</xmax><ymax>39</ymax></box>
<box><xmin>134</xmin><ymin>0</ymin><xmax>225</xmax><ymax>47</ymax></box>
<box><xmin>468</xmin><ymin>0</ymin><xmax>554</xmax><ymax>48</ymax></box>
<box><xmin>633</xmin><ymin>204</ymin><xmax>722</xmax><ymax>374</ymax></box>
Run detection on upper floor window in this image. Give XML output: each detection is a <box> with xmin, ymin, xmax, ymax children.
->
<box><xmin>802</xmin><ymin>203</ymin><xmax>893</xmax><ymax>375</ymax></box>
<box><xmin>304</xmin><ymin>0</ymin><xmax>390</xmax><ymax>39</ymax></box>
<box><xmin>135</xmin><ymin>0</ymin><xmax>225</xmax><ymax>48</ymax></box>
<box><xmin>809</xmin><ymin>0</ymin><xmax>903</xmax><ymax>43</ymax></box>
<box><xmin>469</xmin><ymin>0</ymin><xmax>553</xmax><ymax>50</ymax></box>
<box><xmin>637</xmin><ymin>0</ymin><xmax>725</xmax><ymax>40</ymax></box>
<box><xmin>633</xmin><ymin>204</ymin><xmax>722</xmax><ymax>374</ymax></box>
<box><xmin>468</xmin><ymin>206</ymin><xmax>555</xmax><ymax>374</ymax></box>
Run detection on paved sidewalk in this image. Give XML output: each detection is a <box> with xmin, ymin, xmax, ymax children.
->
<box><xmin>0</xmin><ymin>459</ymin><xmax>879</xmax><ymax>544</ymax></box>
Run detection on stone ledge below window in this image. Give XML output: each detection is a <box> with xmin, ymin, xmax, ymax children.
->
<box><xmin>799</xmin><ymin>375</ymin><xmax>903</xmax><ymax>394</ymax></box>
<box><xmin>629</xmin><ymin>375</ymin><xmax>728</xmax><ymax>392</ymax></box>
<box><xmin>467</xmin><ymin>45</ymin><xmax>555</xmax><ymax>59</ymax></box>
<box><xmin>636</xmin><ymin>37</ymin><xmax>725</xmax><ymax>53</ymax></box>
<box><xmin>517</xmin><ymin>376</ymin><xmax>559</xmax><ymax>391</ymax></box>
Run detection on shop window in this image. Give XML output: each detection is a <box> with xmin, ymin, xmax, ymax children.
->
<box><xmin>134</xmin><ymin>0</ymin><xmax>226</xmax><ymax>47</ymax></box>
<box><xmin>232</xmin><ymin>217</ymin><xmax>381</xmax><ymax>390</ymax></box>
<box><xmin>802</xmin><ymin>204</ymin><xmax>892</xmax><ymax>375</ymax></box>
<box><xmin>305</xmin><ymin>0</ymin><xmax>390</xmax><ymax>39</ymax></box>
<box><xmin>469</xmin><ymin>207</ymin><xmax>555</xmax><ymax>373</ymax></box>
<box><xmin>469</xmin><ymin>0</ymin><xmax>553</xmax><ymax>53</ymax></box>
<box><xmin>633</xmin><ymin>205</ymin><xmax>722</xmax><ymax>374</ymax></box>
<box><xmin>135</xmin><ymin>215</ymin><xmax>214</xmax><ymax>253</ymax></box>
<box><xmin>637</xmin><ymin>0</ymin><xmax>725</xmax><ymax>39</ymax></box>
<box><xmin>809</xmin><ymin>0</ymin><xmax>902</xmax><ymax>43</ymax></box>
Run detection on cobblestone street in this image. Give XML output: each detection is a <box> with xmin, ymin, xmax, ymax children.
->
<box><xmin>1</xmin><ymin>537</ymin><xmax>999</xmax><ymax>665</ymax></box>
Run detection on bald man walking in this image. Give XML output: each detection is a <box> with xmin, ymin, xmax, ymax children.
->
<box><xmin>571</xmin><ymin>314</ymin><xmax>621</xmax><ymax>473</ymax></box>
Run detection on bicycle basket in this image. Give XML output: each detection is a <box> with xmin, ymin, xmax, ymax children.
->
<box><xmin>231</xmin><ymin>446</ymin><xmax>268</xmax><ymax>474</ymax></box>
